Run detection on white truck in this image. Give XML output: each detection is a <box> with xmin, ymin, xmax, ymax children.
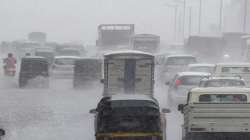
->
<box><xmin>178</xmin><ymin>87</ymin><xmax>250</xmax><ymax>140</ymax></box>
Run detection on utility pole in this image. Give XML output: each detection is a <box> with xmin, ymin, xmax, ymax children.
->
<box><xmin>219</xmin><ymin>0</ymin><xmax>223</xmax><ymax>32</ymax></box>
<box><xmin>188</xmin><ymin>7</ymin><xmax>192</xmax><ymax>36</ymax></box>
<box><xmin>166</xmin><ymin>4</ymin><xmax>179</xmax><ymax>42</ymax></box>
<box><xmin>243</xmin><ymin>0</ymin><xmax>248</xmax><ymax>33</ymax></box>
<box><xmin>198</xmin><ymin>0</ymin><xmax>202</xmax><ymax>33</ymax></box>
<box><xmin>183</xmin><ymin>0</ymin><xmax>186</xmax><ymax>40</ymax></box>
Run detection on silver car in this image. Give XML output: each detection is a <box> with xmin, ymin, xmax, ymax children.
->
<box><xmin>167</xmin><ymin>72</ymin><xmax>210</xmax><ymax>106</ymax></box>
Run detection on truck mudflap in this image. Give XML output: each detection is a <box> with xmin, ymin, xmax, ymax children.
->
<box><xmin>96</xmin><ymin>132</ymin><xmax>163</xmax><ymax>140</ymax></box>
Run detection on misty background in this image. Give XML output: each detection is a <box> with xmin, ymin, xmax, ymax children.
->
<box><xmin>0</xmin><ymin>0</ymin><xmax>249</xmax><ymax>44</ymax></box>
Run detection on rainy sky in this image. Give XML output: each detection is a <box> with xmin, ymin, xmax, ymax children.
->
<box><xmin>0</xmin><ymin>0</ymin><xmax>243</xmax><ymax>44</ymax></box>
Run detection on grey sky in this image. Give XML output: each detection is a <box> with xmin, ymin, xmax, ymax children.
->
<box><xmin>0</xmin><ymin>0</ymin><xmax>238</xmax><ymax>44</ymax></box>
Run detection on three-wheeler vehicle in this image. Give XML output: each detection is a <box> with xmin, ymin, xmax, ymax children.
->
<box><xmin>90</xmin><ymin>94</ymin><xmax>170</xmax><ymax>140</ymax></box>
<box><xmin>73</xmin><ymin>58</ymin><xmax>102</xmax><ymax>88</ymax></box>
<box><xmin>102</xmin><ymin>50</ymin><xmax>155</xmax><ymax>96</ymax></box>
<box><xmin>19</xmin><ymin>56</ymin><xmax>49</xmax><ymax>88</ymax></box>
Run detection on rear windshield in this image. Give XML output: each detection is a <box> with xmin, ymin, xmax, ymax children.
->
<box><xmin>199</xmin><ymin>94</ymin><xmax>247</xmax><ymax>103</ymax></box>
<box><xmin>166</xmin><ymin>57</ymin><xmax>196</xmax><ymax>65</ymax></box>
<box><xmin>203</xmin><ymin>79</ymin><xmax>245</xmax><ymax>87</ymax></box>
<box><xmin>221</xmin><ymin>67</ymin><xmax>250</xmax><ymax>73</ymax></box>
<box><xmin>179</xmin><ymin>76</ymin><xmax>207</xmax><ymax>85</ymax></box>
<box><xmin>59</xmin><ymin>50</ymin><xmax>80</xmax><ymax>56</ymax></box>
<box><xmin>189</xmin><ymin>66</ymin><xmax>214</xmax><ymax>73</ymax></box>
<box><xmin>54</xmin><ymin>58</ymin><xmax>76</xmax><ymax>65</ymax></box>
<box><xmin>21</xmin><ymin>61</ymin><xmax>48</xmax><ymax>72</ymax></box>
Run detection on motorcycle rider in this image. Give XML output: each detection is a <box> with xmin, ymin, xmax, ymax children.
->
<box><xmin>3</xmin><ymin>53</ymin><xmax>17</xmax><ymax>76</ymax></box>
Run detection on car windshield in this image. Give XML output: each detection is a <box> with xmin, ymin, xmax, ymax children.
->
<box><xmin>59</xmin><ymin>50</ymin><xmax>80</xmax><ymax>56</ymax></box>
<box><xmin>166</xmin><ymin>57</ymin><xmax>196</xmax><ymax>65</ymax></box>
<box><xmin>203</xmin><ymin>79</ymin><xmax>245</xmax><ymax>87</ymax></box>
<box><xmin>198</xmin><ymin>94</ymin><xmax>247</xmax><ymax>103</ymax></box>
<box><xmin>221</xmin><ymin>67</ymin><xmax>250</xmax><ymax>73</ymax></box>
<box><xmin>54</xmin><ymin>58</ymin><xmax>76</xmax><ymax>65</ymax></box>
<box><xmin>97</xmin><ymin>107</ymin><xmax>161</xmax><ymax>133</ymax></box>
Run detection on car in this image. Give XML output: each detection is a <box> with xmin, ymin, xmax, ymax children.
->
<box><xmin>187</xmin><ymin>63</ymin><xmax>215</xmax><ymax>73</ymax></box>
<box><xmin>214</xmin><ymin>63</ymin><xmax>250</xmax><ymax>85</ymax></box>
<box><xmin>52</xmin><ymin>56</ymin><xmax>80</xmax><ymax>78</ymax></box>
<box><xmin>19</xmin><ymin>56</ymin><xmax>49</xmax><ymax>88</ymax></box>
<box><xmin>162</xmin><ymin>55</ymin><xmax>197</xmax><ymax>82</ymax></box>
<box><xmin>167</xmin><ymin>72</ymin><xmax>210</xmax><ymax>106</ymax></box>
<box><xmin>199</xmin><ymin>77</ymin><xmax>246</xmax><ymax>87</ymax></box>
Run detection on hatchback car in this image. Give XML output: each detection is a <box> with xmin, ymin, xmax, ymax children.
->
<box><xmin>167</xmin><ymin>72</ymin><xmax>210</xmax><ymax>106</ymax></box>
<box><xmin>52</xmin><ymin>56</ymin><xmax>80</xmax><ymax>78</ymax></box>
<box><xmin>199</xmin><ymin>77</ymin><xmax>246</xmax><ymax>87</ymax></box>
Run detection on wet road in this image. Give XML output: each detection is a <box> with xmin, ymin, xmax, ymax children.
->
<box><xmin>0</xmin><ymin>73</ymin><xmax>182</xmax><ymax>140</ymax></box>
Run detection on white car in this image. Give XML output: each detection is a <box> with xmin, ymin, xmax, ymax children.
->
<box><xmin>167</xmin><ymin>72</ymin><xmax>210</xmax><ymax>106</ymax></box>
<box><xmin>52</xmin><ymin>56</ymin><xmax>80</xmax><ymax>78</ymax></box>
<box><xmin>187</xmin><ymin>63</ymin><xmax>215</xmax><ymax>73</ymax></box>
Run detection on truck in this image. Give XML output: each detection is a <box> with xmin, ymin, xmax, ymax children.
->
<box><xmin>222</xmin><ymin>32</ymin><xmax>248</xmax><ymax>62</ymax></box>
<box><xmin>185</xmin><ymin>33</ymin><xmax>249</xmax><ymax>63</ymax></box>
<box><xmin>131</xmin><ymin>34</ymin><xmax>160</xmax><ymax>53</ymax></box>
<box><xmin>185</xmin><ymin>35</ymin><xmax>224</xmax><ymax>63</ymax></box>
<box><xmin>178</xmin><ymin>87</ymin><xmax>250</xmax><ymax>140</ymax></box>
<box><xmin>96</xmin><ymin>24</ymin><xmax>134</xmax><ymax>50</ymax></box>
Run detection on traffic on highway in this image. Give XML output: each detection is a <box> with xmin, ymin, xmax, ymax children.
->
<box><xmin>0</xmin><ymin>0</ymin><xmax>250</xmax><ymax>140</ymax></box>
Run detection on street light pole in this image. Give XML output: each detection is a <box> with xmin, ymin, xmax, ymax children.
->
<box><xmin>219</xmin><ymin>0</ymin><xmax>223</xmax><ymax>32</ymax></box>
<box><xmin>188</xmin><ymin>7</ymin><xmax>192</xmax><ymax>36</ymax></box>
<box><xmin>198</xmin><ymin>0</ymin><xmax>202</xmax><ymax>33</ymax></box>
<box><xmin>166</xmin><ymin>4</ymin><xmax>179</xmax><ymax>42</ymax></box>
<box><xmin>183</xmin><ymin>0</ymin><xmax>186</xmax><ymax>39</ymax></box>
<box><xmin>243</xmin><ymin>0</ymin><xmax>248</xmax><ymax>33</ymax></box>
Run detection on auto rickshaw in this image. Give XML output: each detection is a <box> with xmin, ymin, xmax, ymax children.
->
<box><xmin>90</xmin><ymin>94</ymin><xmax>170</xmax><ymax>140</ymax></box>
<box><xmin>19</xmin><ymin>56</ymin><xmax>49</xmax><ymax>88</ymax></box>
<box><xmin>103</xmin><ymin>50</ymin><xmax>154</xmax><ymax>96</ymax></box>
<box><xmin>73</xmin><ymin>58</ymin><xmax>102</xmax><ymax>88</ymax></box>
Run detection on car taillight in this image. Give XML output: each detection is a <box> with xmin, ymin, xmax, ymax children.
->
<box><xmin>175</xmin><ymin>79</ymin><xmax>182</xmax><ymax>86</ymax></box>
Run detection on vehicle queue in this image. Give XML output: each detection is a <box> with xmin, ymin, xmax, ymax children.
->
<box><xmin>1</xmin><ymin>28</ymin><xmax>250</xmax><ymax>140</ymax></box>
<box><xmin>2</xmin><ymin>46</ymin><xmax>250</xmax><ymax>140</ymax></box>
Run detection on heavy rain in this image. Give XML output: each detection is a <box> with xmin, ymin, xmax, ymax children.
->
<box><xmin>0</xmin><ymin>0</ymin><xmax>250</xmax><ymax>140</ymax></box>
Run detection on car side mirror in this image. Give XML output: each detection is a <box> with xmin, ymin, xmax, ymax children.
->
<box><xmin>0</xmin><ymin>129</ymin><xmax>5</xmax><ymax>136</ymax></box>
<box><xmin>161</xmin><ymin>108</ymin><xmax>171</xmax><ymax>113</ymax></box>
<box><xmin>165</xmin><ymin>82</ymin><xmax>170</xmax><ymax>85</ymax></box>
<box><xmin>89</xmin><ymin>109</ymin><xmax>97</xmax><ymax>114</ymax></box>
<box><xmin>100</xmin><ymin>79</ymin><xmax>104</xmax><ymax>84</ymax></box>
<box><xmin>178</xmin><ymin>104</ymin><xmax>184</xmax><ymax>113</ymax></box>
